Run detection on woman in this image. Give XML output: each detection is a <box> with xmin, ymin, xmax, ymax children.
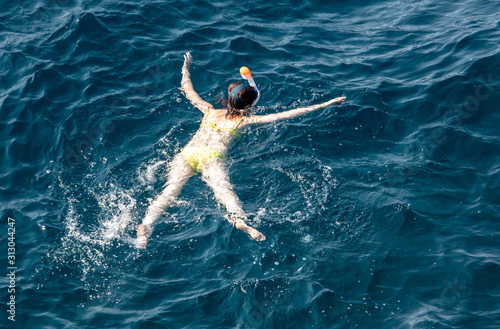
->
<box><xmin>136</xmin><ymin>52</ymin><xmax>345</xmax><ymax>249</ymax></box>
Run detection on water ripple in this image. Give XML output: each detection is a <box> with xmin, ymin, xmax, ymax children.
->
<box><xmin>2</xmin><ymin>0</ymin><xmax>500</xmax><ymax>328</ymax></box>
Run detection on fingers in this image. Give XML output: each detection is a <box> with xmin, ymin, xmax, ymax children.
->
<box><xmin>182</xmin><ymin>52</ymin><xmax>193</xmax><ymax>75</ymax></box>
<box><xmin>321</xmin><ymin>97</ymin><xmax>346</xmax><ymax>108</ymax></box>
<box><xmin>184</xmin><ymin>52</ymin><xmax>192</xmax><ymax>64</ymax></box>
<box><xmin>330</xmin><ymin>96</ymin><xmax>346</xmax><ymax>104</ymax></box>
<box><xmin>325</xmin><ymin>97</ymin><xmax>346</xmax><ymax>106</ymax></box>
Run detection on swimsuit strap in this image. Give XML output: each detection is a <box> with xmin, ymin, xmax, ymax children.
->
<box><xmin>202</xmin><ymin>110</ymin><xmax>213</xmax><ymax>123</ymax></box>
<box><xmin>200</xmin><ymin>110</ymin><xmax>218</xmax><ymax>130</ymax></box>
<box><xmin>229</xmin><ymin>115</ymin><xmax>245</xmax><ymax>137</ymax></box>
<box><xmin>200</xmin><ymin>112</ymin><xmax>245</xmax><ymax>136</ymax></box>
<box><xmin>233</xmin><ymin>115</ymin><xmax>245</xmax><ymax>130</ymax></box>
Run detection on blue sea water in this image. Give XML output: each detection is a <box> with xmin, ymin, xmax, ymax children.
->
<box><xmin>1</xmin><ymin>0</ymin><xmax>500</xmax><ymax>328</ymax></box>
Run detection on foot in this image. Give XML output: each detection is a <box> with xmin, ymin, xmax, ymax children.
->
<box><xmin>235</xmin><ymin>221</ymin><xmax>266</xmax><ymax>241</ymax></box>
<box><xmin>136</xmin><ymin>224</ymin><xmax>151</xmax><ymax>249</ymax></box>
<box><xmin>246</xmin><ymin>226</ymin><xmax>266</xmax><ymax>241</ymax></box>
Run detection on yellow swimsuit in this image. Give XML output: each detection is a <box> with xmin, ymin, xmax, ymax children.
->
<box><xmin>181</xmin><ymin>111</ymin><xmax>244</xmax><ymax>174</ymax></box>
<box><xmin>200</xmin><ymin>111</ymin><xmax>244</xmax><ymax>137</ymax></box>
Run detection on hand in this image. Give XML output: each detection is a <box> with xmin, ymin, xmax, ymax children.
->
<box><xmin>182</xmin><ymin>52</ymin><xmax>192</xmax><ymax>73</ymax></box>
<box><xmin>322</xmin><ymin>96</ymin><xmax>346</xmax><ymax>107</ymax></box>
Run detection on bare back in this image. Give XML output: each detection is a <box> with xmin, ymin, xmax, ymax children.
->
<box><xmin>184</xmin><ymin>110</ymin><xmax>245</xmax><ymax>156</ymax></box>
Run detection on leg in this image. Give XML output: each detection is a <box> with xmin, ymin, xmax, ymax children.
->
<box><xmin>201</xmin><ymin>158</ymin><xmax>265</xmax><ymax>241</ymax></box>
<box><xmin>137</xmin><ymin>155</ymin><xmax>194</xmax><ymax>248</ymax></box>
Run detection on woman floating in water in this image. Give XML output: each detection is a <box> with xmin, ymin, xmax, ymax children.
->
<box><xmin>136</xmin><ymin>52</ymin><xmax>345</xmax><ymax>248</ymax></box>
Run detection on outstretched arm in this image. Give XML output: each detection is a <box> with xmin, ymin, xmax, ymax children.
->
<box><xmin>245</xmin><ymin>96</ymin><xmax>346</xmax><ymax>125</ymax></box>
<box><xmin>180</xmin><ymin>52</ymin><xmax>214</xmax><ymax>114</ymax></box>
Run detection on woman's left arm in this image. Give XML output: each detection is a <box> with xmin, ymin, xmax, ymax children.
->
<box><xmin>181</xmin><ymin>52</ymin><xmax>214</xmax><ymax>114</ymax></box>
<box><xmin>245</xmin><ymin>97</ymin><xmax>346</xmax><ymax>125</ymax></box>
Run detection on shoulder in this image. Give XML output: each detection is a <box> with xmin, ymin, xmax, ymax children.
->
<box><xmin>205</xmin><ymin>109</ymin><xmax>226</xmax><ymax>119</ymax></box>
<box><xmin>203</xmin><ymin>109</ymin><xmax>230</xmax><ymax>124</ymax></box>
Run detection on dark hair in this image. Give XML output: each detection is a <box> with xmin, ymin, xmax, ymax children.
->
<box><xmin>226</xmin><ymin>82</ymin><xmax>257</xmax><ymax>117</ymax></box>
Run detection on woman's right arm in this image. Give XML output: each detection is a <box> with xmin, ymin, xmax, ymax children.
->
<box><xmin>181</xmin><ymin>52</ymin><xmax>214</xmax><ymax>114</ymax></box>
<box><xmin>245</xmin><ymin>97</ymin><xmax>346</xmax><ymax>125</ymax></box>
